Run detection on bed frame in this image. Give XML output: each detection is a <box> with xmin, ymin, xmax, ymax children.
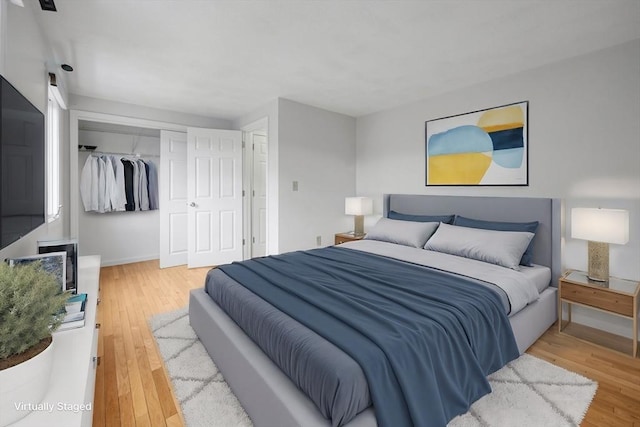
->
<box><xmin>189</xmin><ymin>194</ymin><xmax>562</xmax><ymax>427</ymax></box>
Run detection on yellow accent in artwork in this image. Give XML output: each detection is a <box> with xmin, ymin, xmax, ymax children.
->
<box><xmin>477</xmin><ymin>105</ymin><xmax>524</xmax><ymax>129</ymax></box>
<box><xmin>481</xmin><ymin>123</ymin><xmax>523</xmax><ymax>133</ymax></box>
<box><xmin>428</xmin><ymin>153</ymin><xmax>492</xmax><ymax>185</ymax></box>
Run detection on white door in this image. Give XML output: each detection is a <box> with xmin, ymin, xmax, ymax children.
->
<box><xmin>187</xmin><ymin>128</ymin><xmax>243</xmax><ymax>267</ymax></box>
<box><xmin>251</xmin><ymin>133</ymin><xmax>268</xmax><ymax>257</ymax></box>
<box><xmin>159</xmin><ymin>131</ymin><xmax>188</xmax><ymax>268</ymax></box>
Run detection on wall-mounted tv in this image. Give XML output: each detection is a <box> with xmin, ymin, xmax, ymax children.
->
<box><xmin>0</xmin><ymin>75</ymin><xmax>45</xmax><ymax>250</ymax></box>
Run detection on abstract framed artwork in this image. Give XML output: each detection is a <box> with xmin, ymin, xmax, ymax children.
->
<box><xmin>9</xmin><ymin>252</ymin><xmax>67</xmax><ymax>292</ymax></box>
<box><xmin>425</xmin><ymin>101</ymin><xmax>528</xmax><ymax>186</ymax></box>
<box><xmin>38</xmin><ymin>239</ymin><xmax>79</xmax><ymax>294</ymax></box>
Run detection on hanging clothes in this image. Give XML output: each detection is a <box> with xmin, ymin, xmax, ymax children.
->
<box><xmin>97</xmin><ymin>157</ymin><xmax>107</xmax><ymax>213</ymax></box>
<box><xmin>131</xmin><ymin>160</ymin><xmax>140</xmax><ymax>211</ymax></box>
<box><xmin>103</xmin><ymin>156</ymin><xmax>117</xmax><ymax>213</ymax></box>
<box><xmin>110</xmin><ymin>156</ymin><xmax>127</xmax><ymax>212</ymax></box>
<box><xmin>147</xmin><ymin>161</ymin><xmax>159</xmax><ymax>210</ymax></box>
<box><xmin>80</xmin><ymin>155</ymin><xmax>98</xmax><ymax>212</ymax></box>
<box><xmin>80</xmin><ymin>154</ymin><xmax>159</xmax><ymax>213</ymax></box>
<box><xmin>137</xmin><ymin>159</ymin><xmax>150</xmax><ymax>211</ymax></box>
<box><xmin>121</xmin><ymin>159</ymin><xmax>135</xmax><ymax>211</ymax></box>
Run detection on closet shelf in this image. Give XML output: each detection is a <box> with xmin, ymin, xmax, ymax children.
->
<box><xmin>78</xmin><ymin>146</ymin><xmax>160</xmax><ymax>158</ymax></box>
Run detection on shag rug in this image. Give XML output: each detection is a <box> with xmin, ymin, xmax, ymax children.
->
<box><xmin>150</xmin><ymin>308</ymin><xmax>597</xmax><ymax>427</ymax></box>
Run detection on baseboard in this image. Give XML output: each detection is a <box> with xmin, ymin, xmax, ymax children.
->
<box><xmin>100</xmin><ymin>255</ymin><xmax>159</xmax><ymax>267</ymax></box>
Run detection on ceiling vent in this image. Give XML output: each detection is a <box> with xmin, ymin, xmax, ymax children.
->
<box><xmin>39</xmin><ymin>0</ymin><xmax>57</xmax><ymax>12</ymax></box>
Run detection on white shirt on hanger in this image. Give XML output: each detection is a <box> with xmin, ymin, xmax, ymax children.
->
<box><xmin>97</xmin><ymin>156</ymin><xmax>107</xmax><ymax>213</ymax></box>
<box><xmin>111</xmin><ymin>155</ymin><xmax>127</xmax><ymax>211</ymax></box>
<box><xmin>80</xmin><ymin>155</ymin><xmax>98</xmax><ymax>212</ymax></box>
<box><xmin>103</xmin><ymin>156</ymin><xmax>118</xmax><ymax>212</ymax></box>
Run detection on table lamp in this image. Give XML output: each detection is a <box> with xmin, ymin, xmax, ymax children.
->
<box><xmin>345</xmin><ymin>197</ymin><xmax>373</xmax><ymax>237</ymax></box>
<box><xmin>571</xmin><ymin>207</ymin><xmax>629</xmax><ymax>281</ymax></box>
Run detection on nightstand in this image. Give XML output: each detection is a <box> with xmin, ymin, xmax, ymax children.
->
<box><xmin>334</xmin><ymin>232</ymin><xmax>365</xmax><ymax>245</ymax></box>
<box><xmin>558</xmin><ymin>270</ymin><xmax>639</xmax><ymax>358</ymax></box>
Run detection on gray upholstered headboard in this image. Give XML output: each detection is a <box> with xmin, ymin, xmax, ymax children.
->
<box><xmin>383</xmin><ymin>194</ymin><xmax>563</xmax><ymax>285</ymax></box>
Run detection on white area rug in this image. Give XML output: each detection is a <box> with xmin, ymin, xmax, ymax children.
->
<box><xmin>150</xmin><ymin>307</ymin><xmax>597</xmax><ymax>427</ymax></box>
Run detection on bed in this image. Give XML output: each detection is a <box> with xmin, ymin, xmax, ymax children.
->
<box><xmin>189</xmin><ymin>194</ymin><xmax>562</xmax><ymax>427</ymax></box>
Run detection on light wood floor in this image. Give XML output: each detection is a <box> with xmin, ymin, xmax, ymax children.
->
<box><xmin>94</xmin><ymin>261</ymin><xmax>640</xmax><ymax>427</ymax></box>
<box><xmin>93</xmin><ymin>260</ymin><xmax>210</xmax><ymax>427</ymax></box>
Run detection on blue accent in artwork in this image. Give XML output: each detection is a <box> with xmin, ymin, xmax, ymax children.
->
<box><xmin>493</xmin><ymin>147</ymin><xmax>524</xmax><ymax>169</ymax></box>
<box><xmin>487</xmin><ymin>127</ymin><xmax>524</xmax><ymax>150</ymax></box>
<box><xmin>428</xmin><ymin>125</ymin><xmax>493</xmax><ymax>155</ymax></box>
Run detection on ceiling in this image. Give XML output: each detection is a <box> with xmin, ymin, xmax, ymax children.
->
<box><xmin>31</xmin><ymin>0</ymin><xmax>640</xmax><ymax>120</ymax></box>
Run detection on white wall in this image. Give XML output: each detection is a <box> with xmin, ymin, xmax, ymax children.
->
<box><xmin>232</xmin><ymin>98</ymin><xmax>357</xmax><ymax>254</ymax></box>
<box><xmin>356</xmin><ymin>39</ymin><xmax>640</xmax><ymax>337</ymax></box>
<box><xmin>77</xmin><ymin>130</ymin><xmax>160</xmax><ymax>266</ymax></box>
<box><xmin>278</xmin><ymin>99</ymin><xmax>356</xmax><ymax>252</ymax></box>
<box><xmin>0</xmin><ymin>1</ymin><xmax>67</xmax><ymax>261</ymax></box>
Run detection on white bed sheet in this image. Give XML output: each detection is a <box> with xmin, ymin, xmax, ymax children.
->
<box><xmin>519</xmin><ymin>264</ymin><xmax>552</xmax><ymax>293</ymax></box>
<box><xmin>341</xmin><ymin>239</ymin><xmax>540</xmax><ymax>316</ymax></box>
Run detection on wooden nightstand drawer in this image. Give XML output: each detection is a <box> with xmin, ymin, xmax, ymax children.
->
<box><xmin>561</xmin><ymin>282</ymin><xmax>633</xmax><ymax>317</ymax></box>
<box><xmin>335</xmin><ymin>236</ymin><xmax>351</xmax><ymax>245</ymax></box>
<box><xmin>334</xmin><ymin>233</ymin><xmax>364</xmax><ymax>245</ymax></box>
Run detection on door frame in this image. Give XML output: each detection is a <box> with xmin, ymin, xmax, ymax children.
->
<box><xmin>241</xmin><ymin>117</ymin><xmax>269</xmax><ymax>260</ymax></box>
<box><xmin>69</xmin><ymin>110</ymin><xmax>188</xmax><ymax>240</ymax></box>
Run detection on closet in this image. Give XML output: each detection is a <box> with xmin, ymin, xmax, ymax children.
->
<box><xmin>77</xmin><ymin>121</ymin><xmax>161</xmax><ymax>266</ymax></box>
<box><xmin>70</xmin><ymin>110</ymin><xmax>259</xmax><ymax>268</ymax></box>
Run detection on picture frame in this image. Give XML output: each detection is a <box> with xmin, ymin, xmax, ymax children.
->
<box><xmin>9</xmin><ymin>252</ymin><xmax>67</xmax><ymax>292</ymax></box>
<box><xmin>38</xmin><ymin>239</ymin><xmax>78</xmax><ymax>294</ymax></box>
<box><xmin>425</xmin><ymin>101</ymin><xmax>529</xmax><ymax>186</ymax></box>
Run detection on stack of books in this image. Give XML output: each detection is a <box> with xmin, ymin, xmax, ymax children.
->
<box><xmin>58</xmin><ymin>293</ymin><xmax>87</xmax><ymax>331</ymax></box>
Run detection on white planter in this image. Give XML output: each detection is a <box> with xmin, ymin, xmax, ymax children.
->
<box><xmin>0</xmin><ymin>337</ymin><xmax>55</xmax><ymax>427</ymax></box>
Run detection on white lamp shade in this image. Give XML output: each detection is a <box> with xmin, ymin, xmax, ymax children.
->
<box><xmin>345</xmin><ymin>197</ymin><xmax>373</xmax><ymax>216</ymax></box>
<box><xmin>571</xmin><ymin>208</ymin><xmax>629</xmax><ymax>244</ymax></box>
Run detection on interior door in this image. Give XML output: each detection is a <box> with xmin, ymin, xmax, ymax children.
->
<box><xmin>159</xmin><ymin>130</ymin><xmax>188</xmax><ymax>268</ymax></box>
<box><xmin>251</xmin><ymin>133</ymin><xmax>267</xmax><ymax>257</ymax></box>
<box><xmin>187</xmin><ymin>128</ymin><xmax>243</xmax><ymax>267</ymax></box>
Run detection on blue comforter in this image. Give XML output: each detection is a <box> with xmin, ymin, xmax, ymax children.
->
<box><xmin>219</xmin><ymin>246</ymin><xmax>519</xmax><ymax>427</ymax></box>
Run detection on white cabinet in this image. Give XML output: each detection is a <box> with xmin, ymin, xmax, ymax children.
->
<box><xmin>12</xmin><ymin>256</ymin><xmax>101</xmax><ymax>427</ymax></box>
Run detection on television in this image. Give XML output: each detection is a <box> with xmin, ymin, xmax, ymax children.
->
<box><xmin>0</xmin><ymin>75</ymin><xmax>45</xmax><ymax>250</ymax></box>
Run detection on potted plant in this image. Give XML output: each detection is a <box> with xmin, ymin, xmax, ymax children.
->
<box><xmin>0</xmin><ymin>261</ymin><xmax>69</xmax><ymax>426</ymax></box>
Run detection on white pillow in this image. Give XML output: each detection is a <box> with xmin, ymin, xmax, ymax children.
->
<box><xmin>424</xmin><ymin>223</ymin><xmax>534</xmax><ymax>270</ymax></box>
<box><xmin>365</xmin><ymin>218</ymin><xmax>439</xmax><ymax>248</ymax></box>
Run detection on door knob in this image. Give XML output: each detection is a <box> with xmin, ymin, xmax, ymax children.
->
<box><xmin>188</xmin><ymin>202</ymin><xmax>197</xmax><ymax>207</ymax></box>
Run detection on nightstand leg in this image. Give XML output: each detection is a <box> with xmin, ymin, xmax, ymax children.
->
<box><xmin>558</xmin><ymin>300</ymin><xmax>562</xmax><ymax>332</ymax></box>
<box><xmin>634</xmin><ymin>312</ymin><xmax>638</xmax><ymax>358</ymax></box>
<box><xmin>567</xmin><ymin>303</ymin><xmax>572</xmax><ymax>324</ymax></box>
<box><xmin>634</xmin><ymin>296</ymin><xmax>638</xmax><ymax>358</ymax></box>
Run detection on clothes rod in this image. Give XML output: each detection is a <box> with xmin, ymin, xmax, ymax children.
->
<box><xmin>80</xmin><ymin>148</ymin><xmax>160</xmax><ymax>158</ymax></box>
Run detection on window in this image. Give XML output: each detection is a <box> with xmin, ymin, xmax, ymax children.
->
<box><xmin>46</xmin><ymin>88</ymin><xmax>61</xmax><ymax>222</ymax></box>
